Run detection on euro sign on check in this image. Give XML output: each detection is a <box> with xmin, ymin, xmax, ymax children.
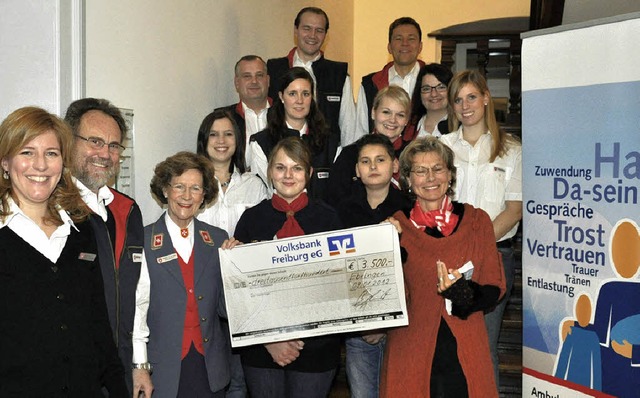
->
<box><xmin>218</xmin><ymin>223</ymin><xmax>408</xmax><ymax>347</ymax></box>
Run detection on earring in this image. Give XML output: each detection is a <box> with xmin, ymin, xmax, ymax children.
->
<box><xmin>448</xmin><ymin>180</ymin><xmax>452</xmax><ymax>187</ymax></box>
<box><xmin>484</xmin><ymin>102</ymin><xmax>488</xmax><ymax>106</ymax></box>
<box><xmin>2</xmin><ymin>170</ymin><xmax>8</xmax><ymax>180</ymax></box>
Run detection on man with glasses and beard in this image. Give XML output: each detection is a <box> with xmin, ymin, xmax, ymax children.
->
<box><xmin>65</xmin><ymin>98</ymin><xmax>153</xmax><ymax>397</ymax></box>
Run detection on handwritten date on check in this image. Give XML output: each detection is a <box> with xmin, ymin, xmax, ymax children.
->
<box><xmin>218</xmin><ymin>223</ymin><xmax>408</xmax><ymax>347</ymax></box>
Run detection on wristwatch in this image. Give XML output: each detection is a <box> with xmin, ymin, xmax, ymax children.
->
<box><xmin>132</xmin><ymin>362</ymin><xmax>153</xmax><ymax>373</ymax></box>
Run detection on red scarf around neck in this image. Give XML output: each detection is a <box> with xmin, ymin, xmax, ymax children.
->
<box><xmin>272</xmin><ymin>192</ymin><xmax>309</xmax><ymax>239</ymax></box>
<box><xmin>409</xmin><ymin>195</ymin><xmax>459</xmax><ymax>237</ymax></box>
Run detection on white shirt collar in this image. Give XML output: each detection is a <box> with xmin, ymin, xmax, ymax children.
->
<box><xmin>388</xmin><ymin>62</ymin><xmax>421</xmax><ymax>94</ymax></box>
<box><xmin>1</xmin><ymin>197</ymin><xmax>78</xmax><ymax>263</ymax></box>
<box><xmin>74</xmin><ymin>177</ymin><xmax>114</xmax><ymax>222</ymax></box>
<box><xmin>293</xmin><ymin>49</ymin><xmax>321</xmax><ymax>69</ymax></box>
<box><xmin>0</xmin><ymin>197</ymin><xmax>77</xmax><ymax>231</ymax></box>
<box><xmin>241</xmin><ymin>101</ymin><xmax>269</xmax><ymax>116</ymax></box>
<box><xmin>286</xmin><ymin>121</ymin><xmax>308</xmax><ymax>136</ymax></box>
<box><xmin>164</xmin><ymin>212</ymin><xmax>194</xmax><ymax>262</ymax></box>
<box><xmin>389</xmin><ymin>62</ymin><xmax>420</xmax><ymax>80</ymax></box>
<box><xmin>417</xmin><ymin>114</ymin><xmax>447</xmax><ymax>138</ymax></box>
<box><xmin>292</xmin><ymin>50</ymin><xmax>320</xmax><ymax>98</ymax></box>
<box><xmin>453</xmin><ymin>126</ymin><xmax>493</xmax><ymax>146</ymax></box>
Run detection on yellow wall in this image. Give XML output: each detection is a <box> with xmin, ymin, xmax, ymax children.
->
<box><xmin>317</xmin><ymin>1</ymin><xmax>355</xmax><ymax>70</ymax></box>
<box><xmin>353</xmin><ymin>0</ymin><xmax>530</xmax><ymax>97</ymax></box>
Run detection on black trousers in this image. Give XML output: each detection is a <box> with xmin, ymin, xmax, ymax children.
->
<box><xmin>177</xmin><ymin>343</ymin><xmax>224</xmax><ymax>398</ymax></box>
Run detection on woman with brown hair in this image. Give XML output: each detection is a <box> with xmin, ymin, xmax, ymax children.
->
<box><xmin>0</xmin><ymin>106</ymin><xmax>126</xmax><ymax>396</ymax></box>
<box><xmin>248</xmin><ymin>67</ymin><xmax>340</xmax><ymax>202</ymax></box>
<box><xmin>408</xmin><ymin>63</ymin><xmax>453</xmax><ymax>139</ymax></box>
<box><xmin>235</xmin><ymin>136</ymin><xmax>342</xmax><ymax>398</ymax></box>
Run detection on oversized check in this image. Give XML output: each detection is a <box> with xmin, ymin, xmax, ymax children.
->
<box><xmin>218</xmin><ymin>223</ymin><xmax>408</xmax><ymax>347</ymax></box>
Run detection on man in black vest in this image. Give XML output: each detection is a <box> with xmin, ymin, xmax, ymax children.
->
<box><xmin>65</xmin><ymin>98</ymin><xmax>153</xmax><ymax>397</ymax></box>
<box><xmin>355</xmin><ymin>17</ymin><xmax>425</xmax><ymax>138</ymax></box>
<box><xmin>216</xmin><ymin>55</ymin><xmax>271</xmax><ymax>168</ymax></box>
<box><xmin>267</xmin><ymin>7</ymin><xmax>357</xmax><ymax>146</ymax></box>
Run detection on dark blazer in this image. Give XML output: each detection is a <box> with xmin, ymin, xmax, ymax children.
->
<box><xmin>88</xmin><ymin>188</ymin><xmax>144</xmax><ymax>393</ymax></box>
<box><xmin>0</xmin><ymin>220</ymin><xmax>126</xmax><ymax>397</ymax></box>
<box><xmin>144</xmin><ymin>215</ymin><xmax>231</xmax><ymax>398</ymax></box>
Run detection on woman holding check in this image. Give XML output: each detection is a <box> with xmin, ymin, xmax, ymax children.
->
<box><xmin>234</xmin><ymin>136</ymin><xmax>342</xmax><ymax>398</ymax></box>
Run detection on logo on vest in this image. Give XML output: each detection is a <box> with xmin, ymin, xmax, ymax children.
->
<box><xmin>200</xmin><ymin>230</ymin><xmax>214</xmax><ymax>246</ymax></box>
<box><xmin>152</xmin><ymin>233</ymin><xmax>163</xmax><ymax>249</ymax></box>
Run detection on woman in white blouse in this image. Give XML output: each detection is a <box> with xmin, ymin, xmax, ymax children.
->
<box><xmin>439</xmin><ymin>70</ymin><xmax>522</xmax><ymax>385</ymax></box>
<box><xmin>196</xmin><ymin>109</ymin><xmax>267</xmax><ymax>237</ymax></box>
<box><xmin>195</xmin><ymin>109</ymin><xmax>266</xmax><ymax>397</ymax></box>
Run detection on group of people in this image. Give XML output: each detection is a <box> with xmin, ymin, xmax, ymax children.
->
<box><xmin>0</xmin><ymin>6</ymin><xmax>522</xmax><ymax>398</ymax></box>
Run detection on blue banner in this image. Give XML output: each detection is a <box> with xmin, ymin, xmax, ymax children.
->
<box><xmin>522</xmin><ymin>14</ymin><xmax>640</xmax><ymax>398</ymax></box>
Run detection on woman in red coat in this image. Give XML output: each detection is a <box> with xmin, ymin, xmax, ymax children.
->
<box><xmin>382</xmin><ymin>137</ymin><xmax>506</xmax><ymax>397</ymax></box>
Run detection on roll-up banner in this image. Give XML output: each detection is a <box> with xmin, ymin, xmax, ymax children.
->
<box><xmin>521</xmin><ymin>12</ymin><xmax>640</xmax><ymax>398</ymax></box>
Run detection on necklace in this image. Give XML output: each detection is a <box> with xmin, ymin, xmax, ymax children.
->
<box><xmin>180</xmin><ymin>228</ymin><xmax>189</xmax><ymax>238</ymax></box>
<box><xmin>220</xmin><ymin>179</ymin><xmax>231</xmax><ymax>188</ymax></box>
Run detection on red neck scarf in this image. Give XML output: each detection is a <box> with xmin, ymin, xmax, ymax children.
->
<box><xmin>272</xmin><ymin>192</ymin><xmax>309</xmax><ymax>239</ymax></box>
<box><xmin>409</xmin><ymin>196</ymin><xmax>459</xmax><ymax>237</ymax></box>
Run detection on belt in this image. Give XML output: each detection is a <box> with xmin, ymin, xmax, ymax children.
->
<box><xmin>497</xmin><ymin>239</ymin><xmax>513</xmax><ymax>249</ymax></box>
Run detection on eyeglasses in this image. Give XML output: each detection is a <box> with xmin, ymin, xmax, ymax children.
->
<box><xmin>420</xmin><ymin>84</ymin><xmax>447</xmax><ymax>94</ymax></box>
<box><xmin>410</xmin><ymin>165</ymin><xmax>447</xmax><ymax>177</ymax></box>
<box><xmin>168</xmin><ymin>183</ymin><xmax>204</xmax><ymax>196</ymax></box>
<box><xmin>74</xmin><ymin>135</ymin><xmax>126</xmax><ymax>154</ymax></box>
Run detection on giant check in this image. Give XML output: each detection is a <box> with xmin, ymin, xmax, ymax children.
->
<box><xmin>218</xmin><ymin>223</ymin><xmax>408</xmax><ymax>347</ymax></box>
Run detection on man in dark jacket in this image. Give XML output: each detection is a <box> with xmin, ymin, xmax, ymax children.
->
<box><xmin>267</xmin><ymin>7</ymin><xmax>357</xmax><ymax>146</ymax></box>
<box><xmin>65</xmin><ymin>98</ymin><xmax>152</xmax><ymax>397</ymax></box>
<box><xmin>355</xmin><ymin>17</ymin><xmax>425</xmax><ymax>138</ymax></box>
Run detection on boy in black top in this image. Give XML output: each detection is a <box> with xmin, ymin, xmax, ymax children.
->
<box><xmin>336</xmin><ymin>134</ymin><xmax>411</xmax><ymax>398</ymax></box>
<box><xmin>337</xmin><ymin>134</ymin><xmax>411</xmax><ymax>228</ymax></box>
